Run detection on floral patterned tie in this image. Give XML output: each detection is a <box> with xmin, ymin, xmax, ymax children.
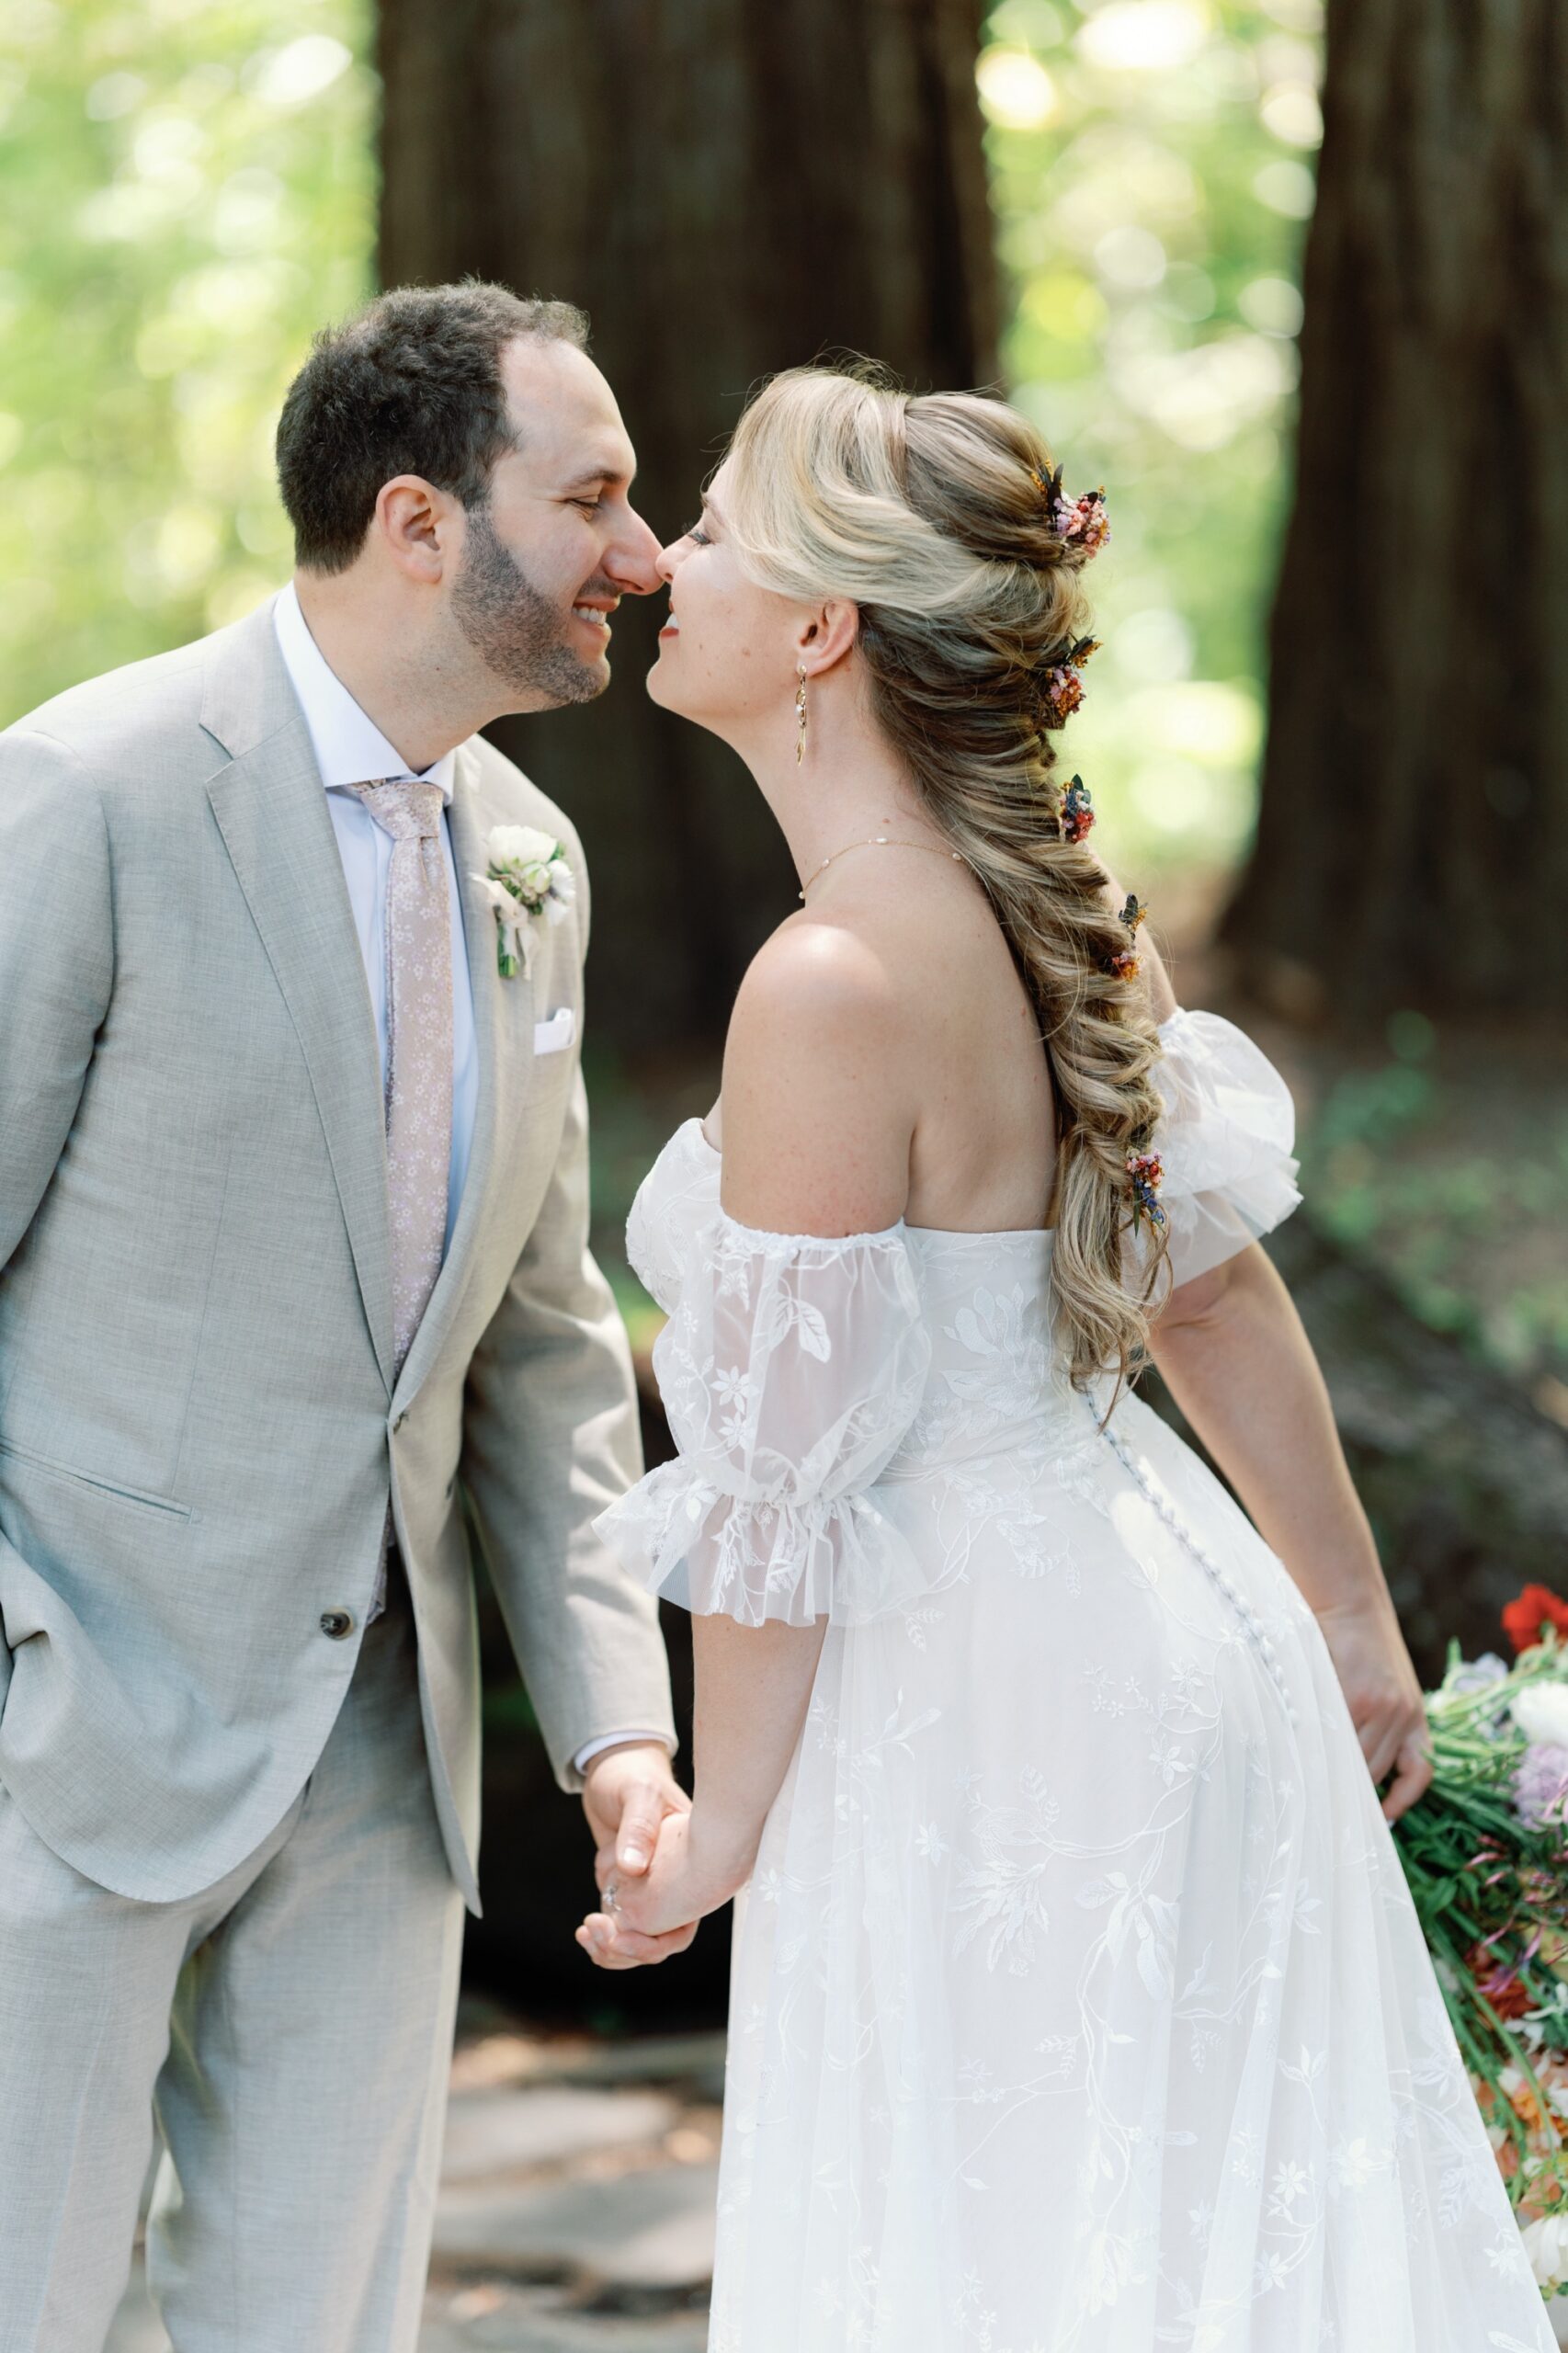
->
<box><xmin>352</xmin><ymin>779</ymin><xmax>453</xmax><ymax>1615</ymax></box>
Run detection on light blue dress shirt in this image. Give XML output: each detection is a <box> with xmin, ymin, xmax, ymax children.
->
<box><xmin>273</xmin><ymin>583</ymin><xmax>477</xmax><ymax>1256</ymax></box>
<box><xmin>272</xmin><ymin>585</ymin><xmax>667</xmax><ymax>1781</ymax></box>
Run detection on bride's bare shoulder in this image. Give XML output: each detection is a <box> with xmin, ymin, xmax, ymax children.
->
<box><xmin>713</xmin><ymin>916</ymin><xmax>917</xmax><ymax>1238</ymax></box>
<box><xmin>739</xmin><ymin>908</ymin><xmax>903</xmax><ymax>1019</ymax></box>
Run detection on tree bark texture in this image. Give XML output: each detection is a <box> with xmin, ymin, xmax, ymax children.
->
<box><xmin>377</xmin><ymin>0</ymin><xmax>1000</xmax><ymax>1052</ymax></box>
<box><xmin>1222</xmin><ymin>0</ymin><xmax>1568</xmax><ymax>1027</ymax></box>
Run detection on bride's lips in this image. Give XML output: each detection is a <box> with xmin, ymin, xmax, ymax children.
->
<box><xmin>658</xmin><ymin>614</ymin><xmax>680</xmax><ymax>642</ymax></box>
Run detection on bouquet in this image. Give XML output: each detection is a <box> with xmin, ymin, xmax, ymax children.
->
<box><xmin>1392</xmin><ymin>1583</ymin><xmax>1568</xmax><ymax>2302</ymax></box>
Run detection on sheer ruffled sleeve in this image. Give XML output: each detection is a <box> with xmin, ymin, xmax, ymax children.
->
<box><xmin>1145</xmin><ymin>1007</ymin><xmax>1303</xmax><ymax>1289</ymax></box>
<box><xmin>591</xmin><ymin>1210</ymin><xmax>933</xmax><ymax>1628</ymax></box>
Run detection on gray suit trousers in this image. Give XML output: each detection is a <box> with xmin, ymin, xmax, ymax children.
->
<box><xmin>0</xmin><ymin>1569</ymin><xmax>464</xmax><ymax>2353</ymax></box>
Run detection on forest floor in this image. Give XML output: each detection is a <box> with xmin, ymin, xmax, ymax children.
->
<box><xmin>109</xmin><ymin>2000</ymin><xmax>721</xmax><ymax>2351</ymax></box>
<box><xmin>1160</xmin><ymin>870</ymin><xmax>1568</xmax><ymax>1434</ymax></box>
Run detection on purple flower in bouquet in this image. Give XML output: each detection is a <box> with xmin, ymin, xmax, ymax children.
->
<box><xmin>1514</xmin><ymin>1744</ymin><xmax>1568</xmax><ymax>1834</ymax></box>
<box><xmin>1451</xmin><ymin>1652</ymin><xmax>1511</xmax><ymax>1694</ymax></box>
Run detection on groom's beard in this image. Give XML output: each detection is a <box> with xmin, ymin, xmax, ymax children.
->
<box><xmin>451</xmin><ymin>501</ymin><xmax>608</xmax><ymax>707</ymax></box>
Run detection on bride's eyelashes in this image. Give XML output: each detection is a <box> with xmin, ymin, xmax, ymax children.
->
<box><xmin>684</xmin><ymin>520</ymin><xmax>711</xmax><ymax>545</ymax></box>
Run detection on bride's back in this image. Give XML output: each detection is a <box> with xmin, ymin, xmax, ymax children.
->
<box><xmin>710</xmin><ymin>846</ymin><xmax>1177</xmax><ymax>1241</ymax></box>
<box><xmin>809</xmin><ymin>858</ymin><xmax>1059</xmax><ymax>1237</ymax></box>
<box><xmin>708</xmin><ymin>851</ymin><xmax>1072</xmax><ymax>1238</ymax></box>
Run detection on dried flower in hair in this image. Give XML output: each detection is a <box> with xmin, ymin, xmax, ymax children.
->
<box><xmin>1066</xmin><ymin>491</ymin><xmax>1110</xmax><ymax>554</ymax></box>
<box><xmin>1061</xmin><ymin>775</ymin><xmax>1095</xmax><ymax>845</ymax></box>
<box><xmin>1127</xmin><ymin>1149</ymin><xmax>1166</xmax><ymax>1230</ymax></box>
<box><xmin>1041</xmin><ymin>666</ymin><xmax>1085</xmax><ymax>725</ymax></box>
<box><xmin>1031</xmin><ymin>464</ymin><xmax>1111</xmax><ymax>559</ymax></box>
<box><xmin>1040</xmin><ymin>633</ymin><xmax>1100</xmax><ymax>726</ymax></box>
<box><xmin>1109</xmin><ymin>892</ymin><xmax>1148</xmax><ymax>975</ymax></box>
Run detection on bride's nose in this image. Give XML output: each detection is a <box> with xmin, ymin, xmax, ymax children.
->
<box><xmin>654</xmin><ymin>536</ymin><xmax>687</xmax><ymax>585</ymax></box>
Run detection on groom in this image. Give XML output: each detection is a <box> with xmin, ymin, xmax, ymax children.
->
<box><xmin>0</xmin><ymin>282</ymin><xmax>691</xmax><ymax>2350</ymax></box>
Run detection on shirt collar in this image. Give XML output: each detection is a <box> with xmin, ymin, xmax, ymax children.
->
<box><xmin>272</xmin><ymin>581</ymin><xmax>457</xmax><ymax>805</ymax></box>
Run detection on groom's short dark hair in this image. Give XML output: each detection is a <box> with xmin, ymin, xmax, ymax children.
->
<box><xmin>276</xmin><ymin>280</ymin><xmax>590</xmax><ymax>574</ymax></box>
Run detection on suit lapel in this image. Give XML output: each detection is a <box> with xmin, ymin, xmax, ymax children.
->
<box><xmin>201</xmin><ymin>608</ymin><xmax>396</xmax><ymax>1393</ymax></box>
<box><xmin>199</xmin><ymin>613</ymin><xmax>541</xmax><ymax>1412</ymax></box>
<box><xmin>390</xmin><ymin>742</ymin><xmax>536</xmax><ymax>1408</ymax></box>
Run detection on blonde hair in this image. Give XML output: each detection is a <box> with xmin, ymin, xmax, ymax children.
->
<box><xmin>723</xmin><ymin>364</ymin><xmax>1169</xmax><ymax>1392</ymax></box>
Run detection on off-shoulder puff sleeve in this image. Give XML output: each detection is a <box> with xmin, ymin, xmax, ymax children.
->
<box><xmin>591</xmin><ymin>1210</ymin><xmax>933</xmax><ymax>1628</ymax></box>
<box><xmin>1146</xmin><ymin>1006</ymin><xmax>1303</xmax><ymax>1290</ymax></box>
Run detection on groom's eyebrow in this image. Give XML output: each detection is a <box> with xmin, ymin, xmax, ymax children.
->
<box><xmin>561</xmin><ymin>460</ymin><xmax>635</xmax><ymax>494</ymax></box>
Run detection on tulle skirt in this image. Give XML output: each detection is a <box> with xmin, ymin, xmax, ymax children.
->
<box><xmin>705</xmin><ymin>1392</ymin><xmax>1556</xmax><ymax>2353</ymax></box>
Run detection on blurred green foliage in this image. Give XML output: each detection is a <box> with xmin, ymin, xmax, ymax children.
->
<box><xmin>980</xmin><ymin>0</ymin><xmax>1321</xmax><ymax>882</ymax></box>
<box><xmin>0</xmin><ymin>0</ymin><xmax>372</xmax><ymax>724</ymax></box>
<box><xmin>1296</xmin><ymin>1017</ymin><xmax>1568</xmax><ymax>1394</ymax></box>
<box><xmin>0</xmin><ymin>0</ymin><xmax>1316</xmax><ymax>866</ymax></box>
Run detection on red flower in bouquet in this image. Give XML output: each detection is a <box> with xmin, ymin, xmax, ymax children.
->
<box><xmin>1503</xmin><ymin>1585</ymin><xmax>1568</xmax><ymax>1655</ymax></box>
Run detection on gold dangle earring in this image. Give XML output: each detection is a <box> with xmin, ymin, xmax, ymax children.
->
<box><xmin>795</xmin><ymin>665</ymin><xmax>809</xmax><ymax>766</ymax></box>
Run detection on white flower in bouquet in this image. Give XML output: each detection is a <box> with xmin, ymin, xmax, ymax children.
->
<box><xmin>1519</xmin><ymin>2207</ymin><xmax>1568</xmax><ymax>2290</ymax></box>
<box><xmin>1512</xmin><ymin>1684</ymin><xmax>1568</xmax><ymax>1749</ymax></box>
<box><xmin>472</xmin><ymin>824</ymin><xmax>575</xmax><ymax>977</ymax></box>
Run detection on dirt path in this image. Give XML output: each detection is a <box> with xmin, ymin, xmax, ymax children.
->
<box><xmin>109</xmin><ymin>2006</ymin><xmax>722</xmax><ymax>2351</ymax></box>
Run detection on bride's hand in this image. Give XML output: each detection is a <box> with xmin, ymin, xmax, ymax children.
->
<box><xmin>1312</xmin><ymin>1590</ymin><xmax>1433</xmax><ymax>1824</ymax></box>
<box><xmin>576</xmin><ymin>1807</ymin><xmax>753</xmax><ymax>1968</ymax></box>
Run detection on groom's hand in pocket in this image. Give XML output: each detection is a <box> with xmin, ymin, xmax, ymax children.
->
<box><xmin>578</xmin><ymin>1743</ymin><xmax>698</xmax><ymax>1967</ymax></box>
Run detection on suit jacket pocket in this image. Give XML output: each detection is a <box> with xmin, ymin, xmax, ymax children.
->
<box><xmin>0</xmin><ymin>1438</ymin><xmax>193</xmax><ymax>1520</ymax></box>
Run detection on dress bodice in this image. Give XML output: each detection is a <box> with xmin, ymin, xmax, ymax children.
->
<box><xmin>597</xmin><ymin>1007</ymin><xmax>1301</xmax><ymax>1628</ymax></box>
<box><xmin>629</xmin><ymin>1115</ymin><xmax>1069</xmax><ymax>1476</ymax></box>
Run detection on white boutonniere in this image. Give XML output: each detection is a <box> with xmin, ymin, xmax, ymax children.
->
<box><xmin>471</xmin><ymin>824</ymin><xmax>576</xmax><ymax>978</ymax></box>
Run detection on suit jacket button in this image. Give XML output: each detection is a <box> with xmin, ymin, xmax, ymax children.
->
<box><xmin>320</xmin><ymin>1608</ymin><xmax>354</xmax><ymax>1640</ymax></box>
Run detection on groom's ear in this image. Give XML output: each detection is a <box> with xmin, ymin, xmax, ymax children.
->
<box><xmin>374</xmin><ymin>474</ymin><xmax>455</xmax><ymax>584</ymax></box>
<box><xmin>800</xmin><ymin>598</ymin><xmax>859</xmax><ymax>676</ymax></box>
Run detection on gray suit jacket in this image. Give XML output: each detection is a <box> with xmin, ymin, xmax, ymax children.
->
<box><xmin>0</xmin><ymin>601</ymin><xmax>676</xmax><ymax>1909</ymax></box>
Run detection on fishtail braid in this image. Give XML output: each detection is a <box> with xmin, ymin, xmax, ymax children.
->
<box><xmin>725</xmin><ymin>365</ymin><xmax>1171</xmax><ymax>1392</ymax></box>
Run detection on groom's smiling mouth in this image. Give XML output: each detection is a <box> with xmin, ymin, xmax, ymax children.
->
<box><xmin>571</xmin><ymin>597</ymin><xmax>619</xmax><ymax>639</ymax></box>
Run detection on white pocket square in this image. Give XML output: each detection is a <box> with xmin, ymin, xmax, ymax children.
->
<box><xmin>532</xmin><ymin>1006</ymin><xmax>575</xmax><ymax>1056</ymax></box>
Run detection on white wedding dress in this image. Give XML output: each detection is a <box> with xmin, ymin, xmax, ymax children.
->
<box><xmin>595</xmin><ymin>1008</ymin><xmax>1554</xmax><ymax>2353</ymax></box>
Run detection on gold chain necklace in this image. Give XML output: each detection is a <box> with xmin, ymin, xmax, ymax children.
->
<box><xmin>798</xmin><ymin>835</ymin><xmax>970</xmax><ymax>903</ymax></box>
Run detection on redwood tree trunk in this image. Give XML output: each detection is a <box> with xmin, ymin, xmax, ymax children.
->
<box><xmin>377</xmin><ymin>0</ymin><xmax>1000</xmax><ymax>1052</ymax></box>
<box><xmin>1221</xmin><ymin>0</ymin><xmax>1568</xmax><ymax>1028</ymax></box>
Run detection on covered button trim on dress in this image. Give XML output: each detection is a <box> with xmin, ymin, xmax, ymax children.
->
<box><xmin>1090</xmin><ymin>1394</ymin><xmax>1301</xmax><ymax>1728</ymax></box>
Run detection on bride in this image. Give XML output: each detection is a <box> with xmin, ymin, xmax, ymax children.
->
<box><xmin>575</xmin><ymin>367</ymin><xmax>1554</xmax><ymax>2350</ymax></box>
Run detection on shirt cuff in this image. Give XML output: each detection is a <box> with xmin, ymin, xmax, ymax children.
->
<box><xmin>573</xmin><ymin>1728</ymin><xmax>677</xmax><ymax>1776</ymax></box>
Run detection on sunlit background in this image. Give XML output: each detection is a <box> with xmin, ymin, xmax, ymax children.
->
<box><xmin>0</xmin><ymin>1</ymin><xmax>374</xmax><ymax>698</ymax></box>
<box><xmin>2</xmin><ymin>0</ymin><xmax>1563</xmax><ymax>1409</ymax></box>
<box><xmin>1</xmin><ymin>0</ymin><xmax>1317</xmax><ymax>883</ymax></box>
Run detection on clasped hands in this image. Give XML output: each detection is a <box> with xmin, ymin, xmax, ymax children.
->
<box><xmin>577</xmin><ymin>1740</ymin><xmax>752</xmax><ymax>1971</ymax></box>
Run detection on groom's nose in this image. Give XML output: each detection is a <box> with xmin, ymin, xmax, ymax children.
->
<box><xmin>604</xmin><ymin>506</ymin><xmax>664</xmax><ymax>597</ymax></box>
